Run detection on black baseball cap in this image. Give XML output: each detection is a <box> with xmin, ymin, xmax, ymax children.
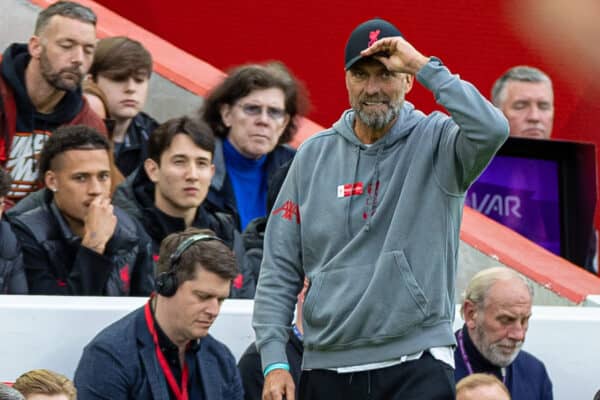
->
<box><xmin>344</xmin><ymin>18</ymin><xmax>403</xmax><ymax>70</ymax></box>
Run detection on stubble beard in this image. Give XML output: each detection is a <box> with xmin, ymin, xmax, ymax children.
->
<box><xmin>39</xmin><ymin>46</ymin><xmax>83</xmax><ymax>92</ymax></box>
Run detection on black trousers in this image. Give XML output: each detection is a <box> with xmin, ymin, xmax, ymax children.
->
<box><xmin>298</xmin><ymin>352</ymin><xmax>455</xmax><ymax>400</ymax></box>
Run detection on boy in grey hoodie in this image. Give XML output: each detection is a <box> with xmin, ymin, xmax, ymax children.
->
<box><xmin>253</xmin><ymin>18</ymin><xmax>509</xmax><ymax>400</ymax></box>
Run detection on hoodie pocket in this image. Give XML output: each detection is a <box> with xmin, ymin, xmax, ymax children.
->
<box><xmin>303</xmin><ymin>250</ymin><xmax>429</xmax><ymax>350</ymax></box>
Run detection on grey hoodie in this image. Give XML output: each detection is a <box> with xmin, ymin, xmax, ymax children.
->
<box><xmin>253</xmin><ymin>59</ymin><xmax>509</xmax><ymax>371</ymax></box>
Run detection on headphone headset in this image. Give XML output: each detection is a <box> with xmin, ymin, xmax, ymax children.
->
<box><xmin>155</xmin><ymin>233</ymin><xmax>224</xmax><ymax>297</ymax></box>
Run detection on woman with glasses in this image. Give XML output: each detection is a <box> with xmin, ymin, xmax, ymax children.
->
<box><xmin>201</xmin><ymin>62</ymin><xmax>308</xmax><ymax>230</ymax></box>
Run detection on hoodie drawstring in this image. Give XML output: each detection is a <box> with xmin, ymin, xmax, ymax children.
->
<box><xmin>344</xmin><ymin>145</ymin><xmax>361</xmax><ymax>239</ymax></box>
<box><xmin>364</xmin><ymin>147</ymin><xmax>383</xmax><ymax>232</ymax></box>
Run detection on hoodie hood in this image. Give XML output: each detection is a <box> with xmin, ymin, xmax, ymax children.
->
<box><xmin>332</xmin><ymin>101</ymin><xmax>424</xmax><ymax>150</ymax></box>
<box><xmin>1</xmin><ymin>43</ymin><xmax>83</xmax><ymax>132</ymax></box>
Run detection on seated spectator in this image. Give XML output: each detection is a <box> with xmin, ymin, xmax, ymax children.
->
<box><xmin>455</xmin><ymin>267</ymin><xmax>553</xmax><ymax>400</ymax></box>
<box><xmin>0</xmin><ymin>1</ymin><xmax>106</xmax><ymax>204</ymax></box>
<box><xmin>112</xmin><ymin>116</ymin><xmax>238</xmax><ymax>253</ymax></box>
<box><xmin>0</xmin><ymin>382</ymin><xmax>24</xmax><ymax>400</ymax></box>
<box><xmin>0</xmin><ymin>167</ymin><xmax>27</xmax><ymax>294</ymax></box>
<box><xmin>10</xmin><ymin>125</ymin><xmax>154</xmax><ymax>295</ymax></box>
<box><xmin>88</xmin><ymin>36</ymin><xmax>159</xmax><ymax>177</ymax></box>
<box><xmin>12</xmin><ymin>369</ymin><xmax>76</xmax><ymax>400</ymax></box>
<box><xmin>200</xmin><ymin>62</ymin><xmax>308</xmax><ymax>230</ymax></box>
<box><xmin>238</xmin><ymin>278</ymin><xmax>307</xmax><ymax>400</ymax></box>
<box><xmin>491</xmin><ymin>66</ymin><xmax>553</xmax><ymax>139</ymax></box>
<box><xmin>74</xmin><ymin>228</ymin><xmax>243</xmax><ymax>399</ymax></box>
<box><xmin>456</xmin><ymin>373</ymin><xmax>511</xmax><ymax>400</ymax></box>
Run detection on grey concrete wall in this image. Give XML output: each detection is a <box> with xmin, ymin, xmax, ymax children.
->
<box><xmin>146</xmin><ymin>74</ymin><xmax>203</xmax><ymax>123</ymax></box>
<box><xmin>0</xmin><ymin>0</ymin><xmax>204</xmax><ymax>123</ymax></box>
<box><xmin>0</xmin><ymin>0</ymin><xmax>38</xmax><ymax>49</ymax></box>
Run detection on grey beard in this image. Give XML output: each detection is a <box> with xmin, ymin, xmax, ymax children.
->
<box><xmin>474</xmin><ymin>327</ymin><xmax>522</xmax><ymax>367</ymax></box>
<box><xmin>354</xmin><ymin>104</ymin><xmax>400</xmax><ymax>131</ymax></box>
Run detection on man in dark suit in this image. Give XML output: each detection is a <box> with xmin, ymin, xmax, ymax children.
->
<box><xmin>74</xmin><ymin>228</ymin><xmax>244</xmax><ymax>400</ymax></box>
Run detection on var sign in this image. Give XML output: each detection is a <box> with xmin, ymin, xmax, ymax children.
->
<box><xmin>467</xmin><ymin>193</ymin><xmax>522</xmax><ymax>218</ymax></box>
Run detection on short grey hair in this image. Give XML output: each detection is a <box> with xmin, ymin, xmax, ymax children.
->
<box><xmin>491</xmin><ymin>66</ymin><xmax>552</xmax><ymax>107</ymax></box>
<box><xmin>0</xmin><ymin>383</ymin><xmax>25</xmax><ymax>400</ymax></box>
<box><xmin>460</xmin><ymin>267</ymin><xmax>533</xmax><ymax>317</ymax></box>
<box><xmin>34</xmin><ymin>1</ymin><xmax>97</xmax><ymax>35</ymax></box>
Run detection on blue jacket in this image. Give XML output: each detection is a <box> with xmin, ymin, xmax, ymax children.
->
<box><xmin>454</xmin><ymin>326</ymin><xmax>553</xmax><ymax>400</ymax></box>
<box><xmin>74</xmin><ymin>305</ymin><xmax>244</xmax><ymax>400</ymax></box>
<box><xmin>206</xmin><ymin>138</ymin><xmax>295</xmax><ymax>230</ymax></box>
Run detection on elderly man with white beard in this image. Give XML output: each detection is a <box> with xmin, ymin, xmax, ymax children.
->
<box><xmin>455</xmin><ymin>267</ymin><xmax>553</xmax><ymax>400</ymax></box>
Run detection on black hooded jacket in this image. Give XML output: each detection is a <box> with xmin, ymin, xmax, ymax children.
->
<box><xmin>1</xmin><ymin>44</ymin><xmax>87</xmax><ymax>133</ymax></box>
<box><xmin>0</xmin><ymin>44</ymin><xmax>105</xmax><ymax>201</ymax></box>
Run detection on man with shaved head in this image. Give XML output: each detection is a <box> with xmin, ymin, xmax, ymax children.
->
<box><xmin>455</xmin><ymin>267</ymin><xmax>553</xmax><ymax>399</ymax></box>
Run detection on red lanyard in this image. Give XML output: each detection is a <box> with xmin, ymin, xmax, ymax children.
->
<box><xmin>144</xmin><ymin>300</ymin><xmax>189</xmax><ymax>400</ymax></box>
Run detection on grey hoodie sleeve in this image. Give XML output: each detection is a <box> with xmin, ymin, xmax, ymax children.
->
<box><xmin>416</xmin><ymin>58</ymin><xmax>510</xmax><ymax>194</ymax></box>
<box><xmin>252</xmin><ymin>157</ymin><xmax>304</xmax><ymax>372</ymax></box>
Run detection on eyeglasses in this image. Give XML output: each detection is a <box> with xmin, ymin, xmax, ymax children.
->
<box><xmin>236</xmin><ymin>103</ymin><xmax>287</xmax><ymax>121</ymax></box>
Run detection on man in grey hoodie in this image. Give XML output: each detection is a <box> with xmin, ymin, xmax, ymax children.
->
<box><xmin>253</xmin><ymin>18</ymin><xmax>509</xmax><ymax>400</ymax></box>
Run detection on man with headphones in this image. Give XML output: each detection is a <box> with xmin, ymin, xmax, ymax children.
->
<box><xmin>74</xmin><ymin>228</ymin><xmax>244</xmax><ymax>400</ymax></box>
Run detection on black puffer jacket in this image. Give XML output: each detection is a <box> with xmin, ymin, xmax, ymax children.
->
<box><xmin>0</xmin><ymin>218</ymin><xmax>27</xmax><ymax>294</ymax></box>
<box><xmin>10</xmin><ymin>197</ymin><xmax>154</xmax><ymax>296</ymax></box>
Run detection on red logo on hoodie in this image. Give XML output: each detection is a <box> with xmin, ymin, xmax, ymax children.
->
<box><xmin>272</xmin><ymin>200</ymin><xmax>301</xmax><ymax>224</ymax></box>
